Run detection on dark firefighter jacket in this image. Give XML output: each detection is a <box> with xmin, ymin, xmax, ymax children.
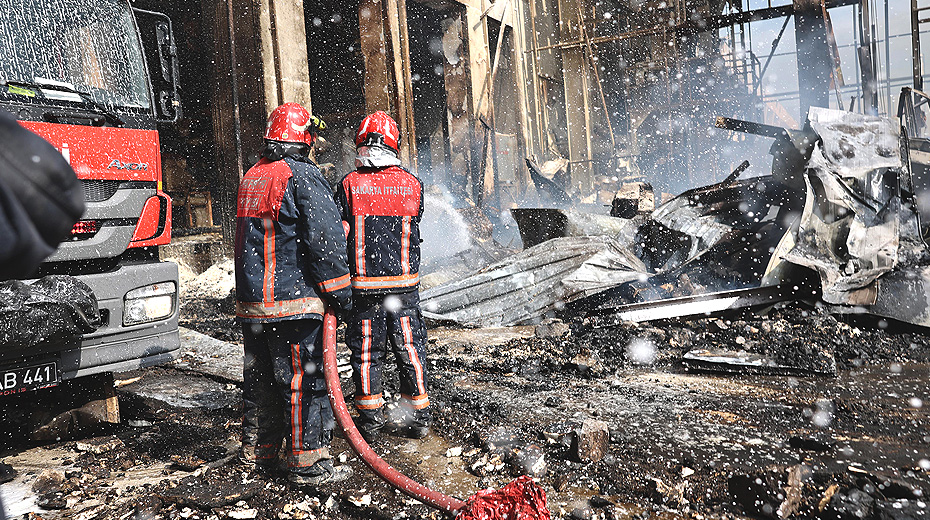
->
<box><xmin>235</xmin><ymin>153</ymin><xmax>352</xmax><ymax>322</ymax></box>
<box><xmin>334</xmin><ymin>165</ymin><xmax>423</xmax><ymax>295</ymax></box>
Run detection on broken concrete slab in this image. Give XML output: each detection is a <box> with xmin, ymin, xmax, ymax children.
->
<box><xmin>123</xmin><ymin>370</ymin><xmax>238</xmax><ymax>410</ymax></box>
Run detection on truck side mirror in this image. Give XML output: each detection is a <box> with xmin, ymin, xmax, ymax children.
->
<box><xmin>133</xmin><ymin>8</ymin><xmax>181</xmax><ymax>124</ymax></box>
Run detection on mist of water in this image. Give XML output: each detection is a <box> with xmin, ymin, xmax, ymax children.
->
<box><xmin>420</xmin><ymin>187</ymin><xmax>472</xmax><ymax>264</ymax></box>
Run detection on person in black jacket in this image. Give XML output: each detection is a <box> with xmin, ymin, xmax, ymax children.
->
<box><xmin>234</xmin><ymin>103</ymin><xmax>353</xmax><ymax>486</ymax></box>
<box><xmin>0</xmin><ymin>111</ymin><xmax>84</xmax><ymax>520</ymax></box>
<box><xmin>334</xmin><ymin>111</ymin><xmax>432</xmax><ymax>441</ymax></box>
<box><xmin>0</xmin><ymin>111</ymin><xmax>84</xmax><ymax>280</ymax></box>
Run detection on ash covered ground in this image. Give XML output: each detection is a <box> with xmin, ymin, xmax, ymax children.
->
<box><xmin>1</xmin><ymin>267</ymin><xmax>929</xmax><ymax>520</ymax></box>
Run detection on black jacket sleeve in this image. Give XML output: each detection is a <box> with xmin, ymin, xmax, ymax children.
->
<box><xmin>333</xmin><ymin>175</ymin><xmax>349</xmax><ymax>224</ymax></box>
<box><xmin>289</xmin><ymin>159</ymin><xmax>352</xmax><ymax>313</ymax></box>
<box><xmin>0</xmin><ymin>112</ymin><xmax>84</xmax><ymax>280</ymax></box>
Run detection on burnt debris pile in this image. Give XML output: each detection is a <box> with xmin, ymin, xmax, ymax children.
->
<box><xmin>421</xmin><ymin>108</ymin><xmax>930</xmax><ymax>363</ymax></box>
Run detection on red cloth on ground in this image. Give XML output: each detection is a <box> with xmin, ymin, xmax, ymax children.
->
<box><xmin>456</xmin><ymin>475</ymin><xmax>551</xmax><ymax>520</ymax></box>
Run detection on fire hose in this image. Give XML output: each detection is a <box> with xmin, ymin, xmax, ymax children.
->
<box><xmin>322</xmin><ymin>310</ymin><xmax>551</xmax><ymax>519</ymax></box>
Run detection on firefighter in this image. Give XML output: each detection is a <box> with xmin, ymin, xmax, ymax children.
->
<box><xmin>234</xmin><ymin>103</ymin><xmax>353</xmax><ymax>486</ymax></box>
<box><xmin>334</xmin><ymin>111</ymin><xmax>432</xmax><ymax>441</ymax></box>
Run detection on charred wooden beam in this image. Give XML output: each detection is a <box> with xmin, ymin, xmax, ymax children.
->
<box><xmin>714</xmin><ymin>116</ymin><xmax>790</xmax><ymax>139</ymax></box>
<box><xmin>359</xmin><ymin>0</ymin><xmax>392</xmax><ymax>114</ymax></box>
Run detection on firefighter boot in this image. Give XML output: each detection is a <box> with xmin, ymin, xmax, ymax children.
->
<box><xmin>356</xmin><ymin>406</ymin><xmax>386</xmax><ymax>443</ymax></box>
<box><xmin>288</xmin><ymin>460</ymin><xmax>353</xmax><ymax>487</ymax></box>
<box><xmin>391</xmin><ymin>406</ymin><xmax>431</xmax><ymax>439</ymax></box>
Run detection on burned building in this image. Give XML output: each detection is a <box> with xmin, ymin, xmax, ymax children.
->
<box><xmin>137</xmin><ymin>0</ymin><xmax>926</xmax><ymax>246</ymax></box>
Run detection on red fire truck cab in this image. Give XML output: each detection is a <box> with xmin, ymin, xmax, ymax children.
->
<box><xmin>0</xmin><ymin>0</ymin><xmax>182</xmax><ymax>392</ymax></box>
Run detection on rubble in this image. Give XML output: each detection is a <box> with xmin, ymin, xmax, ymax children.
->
<box><xmin>0</xmin><ymin>462</ymin><xmax>17</xmax><ymax>484</ymax></box>
<box><xmin>426</xmin><ymin>108</ymin><xmax>930</xmax><ymax>340</ymax></box>
<box><xmin>421</xmin><ymin>235</ymin><xmax>645</xmax><ymax>327</ymax></box>
<box><xmin>30</xmin><ymin>470</ymin><xmax>68</xmax><ymax>495</ymax></box>
<box><xmin>571</xmin><ymin>420</ymin><xmax>609</xmax><ymax>465</ymax></box>
<box><xmin>3</xmin><ymin>109</ymin><xmax>930</xmax><ymax>520</ymax></box>
<box><xmin>74</xmin><ymin>436</ymin><xmax>124</xmax><ymax>455</ymax></box>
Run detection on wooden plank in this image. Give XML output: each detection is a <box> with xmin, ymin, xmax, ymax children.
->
<box><xmin>465</xmin><ymin>1</ymin><xmax>491</xmax><ymax>203</ymax></box>
<box><xmin>480</xmin><ymin>2</ymin><xmax>510</xmax><ymax>208</ymax></box>
<box><xmin>359</xmin><ymin>0</ymin><xmax>392</xmax><ymax>113</ymax></box>
<box><xmin>385</xmin><ymin>0</ymin><xmax>415</xmax><ymax>167</ymax></box>
<box><xmin>272</xmin><ymin>0</ymin><xmax>312</xmax><ymax>108</ymax></box>
<box><xmin>384</xmin><ymin>0</ymin><xmax>407</xmax><ymax>146</ymax></box>
<box><xmin>397</xmin><ymin>0</ymin><xmax>418</xmax><ymax>172</ymax></box>
<box><xmin>574</xmin><ymin>0</ymin><xmax>615</xmax><ymax>153</ymax></box>
<box><xmin>557</xmin><ymin>0</ymin><xmax>593</xmax><ymax>194</ymax></box>
<box><xmin>509</xmin><ymin>0</ymin><xmax>531</xmax><ymax>196</ymax></box>
<box><xmin>466</xmin><ymin>2</ymin><xmax>490</xmax><ymax>123</ymax></box>
<box><xmin>257</xmin><ymin>0</ymin><xmax>279</xmax><ymax>108</ymax></box>
<box><xmin>257</xmin><ymin>0</ymin><xmax>312</xmax><ymax>110</ymax></box>
<box><xmin>483</xmin><ymin>0</ymin><xmax>512</xmax><ymax>25</ymax></box>
<box><xmin>443</xmin><ymin>10</ymin><xmax>474</xmax><ymax>195</ymax></box>
<box><xmin>525</xmin><ymin>0</ymin><xmax>549</xmax><ymax>157</ymax></box>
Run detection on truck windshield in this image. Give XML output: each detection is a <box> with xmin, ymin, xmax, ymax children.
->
<box><xmin>0</xmin><ymin>0</ymin><xmax>151</xmax><ymax>110</ymax></box>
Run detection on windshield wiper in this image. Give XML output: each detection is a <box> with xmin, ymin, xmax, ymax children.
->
<box><xmin>1</xmin><ymin>79</ymin><xmax>125</xmax><ymax>127</ymax></box>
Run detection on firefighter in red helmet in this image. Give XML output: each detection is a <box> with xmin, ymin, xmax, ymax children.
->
<box><xmin>235</xmin><ymin>102</ymin><xmax>353</xmax><ymax>486</ymax></box>
<box><xmin>334</xmin><ymin>111</ymin><xmax>432</xmax><ymax>441</ymax></box>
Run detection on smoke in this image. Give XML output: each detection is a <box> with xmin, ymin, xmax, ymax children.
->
<box><xmin>420</xmin><ymin>185</ymin><xmax>472</xmax><ymax>264</ymax></box>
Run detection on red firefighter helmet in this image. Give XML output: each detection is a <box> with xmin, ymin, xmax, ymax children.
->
<box><xmin>264</xmin><ymin>103</ymin><xmax>319</xmax><ymax>146</ymax></box>
<box><xmin>355</xmin><ymin>111</ymin><xmax>400</xmax><ymax>152</ymax></box>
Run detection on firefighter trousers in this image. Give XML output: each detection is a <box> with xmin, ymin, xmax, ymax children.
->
<box><xmin>241</xmin><ymin>319</ymin><xmax>333</xmax><ymax>470</ymax></box>
<box><xmin>346</xmin><ymin>291</ymin><xmax>431</xmax><ymax>432</ymax></box>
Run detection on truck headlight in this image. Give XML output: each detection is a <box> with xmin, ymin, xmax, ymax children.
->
<box><xmin>124</xmin><ymin>282</ymin><xmax>177</xmax><ymax>326</ymax></box>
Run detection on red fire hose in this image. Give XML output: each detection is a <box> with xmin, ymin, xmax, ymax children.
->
<box><xmin>322</xmin><ymin>310</ymin><xmax>551</xmax><ymax>519</ymax></box>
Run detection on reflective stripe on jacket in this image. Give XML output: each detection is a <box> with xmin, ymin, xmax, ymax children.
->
<box><xmin>235</xmin><ymin>156</ymin><xmax>352</xmax><ymax>322</ymax></box>
<box><xmin>334</xmin><ymin>165</ymin><xmax>423</xmax><ymax>295</ymax></box>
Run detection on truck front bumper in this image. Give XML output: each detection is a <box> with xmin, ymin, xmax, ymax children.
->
<box><xmin>60</xmin><ymin>260</ymin><xmax>181</xmax><ymax>380</ymax></box>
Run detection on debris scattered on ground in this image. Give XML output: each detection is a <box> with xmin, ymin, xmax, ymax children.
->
<box><xmin>4</xmin><ymin>110</ymin><xmax>930</xmax><ymax>520</ymax></box>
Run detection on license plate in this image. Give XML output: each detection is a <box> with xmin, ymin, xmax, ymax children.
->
<box><xmin>0</xmin><ymin>362</ymin><xmax>59</xmax><ymax>397</ymax></box>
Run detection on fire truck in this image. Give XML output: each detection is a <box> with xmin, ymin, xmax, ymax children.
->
<box><xmin>0</xmin><ymin>0</ymin><xmax>182</xmax><ymax>395</ymax></box>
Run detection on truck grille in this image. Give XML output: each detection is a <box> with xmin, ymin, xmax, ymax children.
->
<box><xmin>82</xmin><ymin>180</ymin><xmax>121</xmax><ymax>202</ymax></box>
